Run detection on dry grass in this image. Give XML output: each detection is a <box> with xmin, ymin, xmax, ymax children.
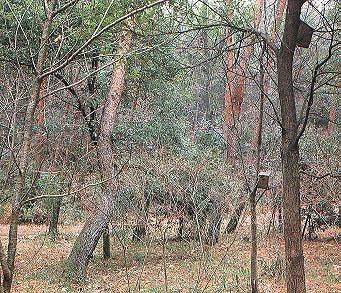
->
<box><xmin>0</xmin><ymin>224</ymin><xmax>340</xmax><ymax>293</ymax></box>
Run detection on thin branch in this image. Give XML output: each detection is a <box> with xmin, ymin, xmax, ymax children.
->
<box><xmin>300</xmin><ymin>171</ymin><xmax>339</xmax><ymax>180</ymax></box>
<box><xmin>295</xmin><ymin>28</ymin><xmax>337</xmax><ymax>143</ymax></box>
<box><xmin>21</xmin><ymin>152</ymin><xmax>130</xmax><ymax>205</ymax></box>
<box><xmin>52</xmin><ymin>0</ymin><xmax>80</xmax><ymax>17</ymax></box>
<box><xmin>40</xmin><ymin>0</ymin><xmax>169</xmax><ymax>80</ymax></box>
<box><xmin>198</xmin><ymin>0</ymin><xmax>278</xmax><ymax>53</ymax></box>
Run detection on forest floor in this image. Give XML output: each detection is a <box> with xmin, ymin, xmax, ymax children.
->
<box><xmin>0</xmin><ymin>223</ymin><xmax>340</xmax><ymax>293</ymax></box>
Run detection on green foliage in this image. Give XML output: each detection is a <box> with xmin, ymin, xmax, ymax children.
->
<box><xmin>60</xmin><ymin>204</ymin><xmax>85</xmax><ymax>225</ymax></box>
<box><xmin>113</xmin><ymin>117</ymin><xmax>187</xmax><ymax>151</ymax></box>
<box><xmin>260</xmin><ymin>251</ymin><xmax>285</xmax><ymax>279</ymax></box>
<box><xmin>197</xmin><ymin>128</ymin><xmax>226</xmax><ymax>150</ymax></box>
<box><xmin>300</xmin><ymin>126</ymin><xmax>339</xmax><ymax>167</ymax></box>
<box><xmin>36</xmin><ymin>173</ymin><xmax>61</xmax><ymax>194</ymax></box>
<box><xmin>0</xmin><ymin>0</ymin><xmax>42</xmax><ymax>62</ymax></box>
<box><xmin>19</xmin><ymin>202</ymin><xmax>47</xmax><ymax>223</ymax></box>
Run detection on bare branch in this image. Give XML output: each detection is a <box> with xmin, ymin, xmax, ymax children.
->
<box><xmin>40</xmin><ymin>0</ymin><xmax>169</xmax><ymax>80</ymax></box>
<box><xmin>295</xmin><ymin>28</ymin><xmax>337</xmax><ymax>143</ymax></box>
<box><xmin>21</xmin><ymin>150</ymin><xmax>131</xmax><ymax>205</ymax></box>
<box><xmin>52</xmin><ymin>0</ymin><xmax>80</xmax><ymax>17</ymax></box>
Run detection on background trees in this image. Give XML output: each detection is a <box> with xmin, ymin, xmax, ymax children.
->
<box><xmin>0</xmin><ymin>0</ymin><xmax>339</xmax><ymax>292</ymax></box>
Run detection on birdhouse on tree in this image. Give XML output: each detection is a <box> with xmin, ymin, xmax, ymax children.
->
<box><xmin>257</xmin><ymin>171</ymin><xmax>270</xmax><ymax>190</ymax></box>
<box><xmin>296</xmin><ymin>20</ymin><xmax>314</xmax><ymax>48</ymax></box>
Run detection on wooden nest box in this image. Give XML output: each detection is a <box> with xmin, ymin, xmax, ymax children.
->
<box><xmin>296</xmin><ymin>21</ymin><xmax>314</xmax><ymax>48</ymax></box>
<box><xmin>257</xmin><ymin>171</ymin><xmax>270</xmax><ymax>190</ymax></box>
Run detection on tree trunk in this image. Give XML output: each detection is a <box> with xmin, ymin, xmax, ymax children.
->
<box><xmin>272</xmin><ymin>0</ymin><xmax>287</xmax><ymax>39</ymax></box>
<box><xmin>0</xmin><ymin>239</ymin><xmax>10</xmax><ymax>293</ymax></box>
<box><xmin>225</xmin><ymin>202</ymin><xmax>245</xmax><ymax>234</ymax></box>
<box><xmin>177</xmin><ymin>217</ymin><xmax>184</xmax><ymax>239</ymax></box>
<box><xmin>277</xmin><ymin>1</ymin><xmax>307</xmax><ymax>292</ymax></box>
<box><xmin>66</xmin><ymin>21</ymin><xmax>133</xmax><ymax>279</ymax></box>
<box><xmin>2</xmin><ymin>3</ymin><xmax>57</xmax><ymax>291</ymax></box>
<box><xmin>249</xmin><ymin>40</ymin><xmax>266</xmax><ymax>293</ymax></box>
<box><xmin>223</xmin><ymin>0</ymin><xmax>264</xmax><ymax>159</ymax></box>
<box><xmin>205</xmin><ymin>208</ymin><xmax>222</xmax><ymax>245</ymax></box>
<box><xmin>250</xmin><ymin>189</ymin><xmax>258</xmax><ymax>293</ymax></box>
<box><xmin>65</xmin><ymin>197</ymin><xmax>114</xmax><ymax>279</ymax></box>
<box><xmin>327</xmin><ymin>93</ymin><xmax>338</xmax><ymax>136</ymax></box>
<box><xmin>48</xmin><ymin>197</ymin><xmax>62</xmax><ymax>240</ymax></box>
<box><xmin>102</xmin><ymin>226</ymin><xmax>111</xmax><ymax>260</ymax></box>
<box><xmin>193</xmin><ymin>30</ymin><xmax>210</xmax><ymax>129</ymax></box>
<box><xmin>192</xmin><ymin>4</ymin><xmax>210</xmax><ymax>130</ymax></box>
<box><xmin>36</xmin><ymin>78</ymin><xmax>47</xmax><ymax>163</ymax></box>
<box><xmin>278</xmin><ymin>202</ymin><xmax>283</xmax><ymax>233</ymax></box>
<box><xmin>222</xmin><ymin>0</ymin><xmax>236</xmax><ymax>158</ymax></box>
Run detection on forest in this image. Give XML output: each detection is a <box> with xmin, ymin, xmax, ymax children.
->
<box><xmin>0</xmin><ymin>0</ymin><xmax>340</xmax><ymax>292</ymax></box>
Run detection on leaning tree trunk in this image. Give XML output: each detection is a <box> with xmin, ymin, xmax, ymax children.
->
<box><xmin>277</xmin><ymin>1</ymin><xmax>307</xmax><ymax>292</ymax></box>
<box><xmin>65</xmin><ymin>195</ymin><xmax>115</xmax><ymax>278</ymax></box>
<box><xmin>225</xmin><ymin>201</ymin><xmax>245</xmax><ymax>234</ymax></box>
<box><xmin>66</xmin><ymin>22</ymin><xmax>133</xmax><ymax>279</ymax></box>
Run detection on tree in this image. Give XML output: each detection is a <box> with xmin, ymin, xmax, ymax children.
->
<box><xmin>277</xmin><ymin>1</ymin><xmax>307</xmax><ymax>291</ymax></box>
<box><xmin>65</xmin><ymin>19</ymin><xmax>134</xmax><ymax>278</ymax></box>
<box><xmin>0</xmin><ymin>2</ymin><xmax>59</xmax><ymax>291</ymax></box>
<box><xmin>0</xmin><ymin>0</ymin><xmax>169</xmax><ymax>289</ymax></box>
<box><xmin>192</xmin><ymin>4</ymin><xmax>211</xmax><ymax>130</ymax></box>
<box><xmin>222</xmin><ymin>0</ymin><xmax>236</xmax><ymax>158</ymax></box>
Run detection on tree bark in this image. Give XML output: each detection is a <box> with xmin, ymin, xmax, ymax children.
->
<box><xmin>205</xmin><ymin>207</ymin><xmax>222</xmax><ymax>245</ymax></box>
<box><xmin>327</xmin><ymin>92</ymin><xmax>338</xmax><ymax>136</ymax></box>
<box><xmin>66</xmin><ymin>21</ymin><xmax>133</xmax><ymax>279</ymax></box>
<box><xmin>278</xmin><ymin>202</ymin><xmax>283</xmax><ymax>233</ymax></box>
<box><xmin>2</xmin><ymin>2</ymin><xmax>57</xmax><ymax>291</ymax></box>
<box><xmin>102</xmin><ymin>226</ymin><xmax>111</xmax><ymax>260</ymax></box>
<box><xmin>224</xmin><ymin>201</ymin><xmax>245</xmax><ymax>234</ymax></box>
<box><xmin>48</xmin><ymin>197</ymin><xmax>62</xmax><ymax>240</ymax></box>
<box><xmin>249</xmin><ymin>41</ymin><xmax>266</xmax><ymax>293</ymax></box>
<box><xmin>222</xmin><ymin>0</ymin><xmax>235</xmax><ymax>158</ymax></box>
<box><xmin>223</xmin><ymin>0</ymin><xmax>264</xmax><ymax>159</ymax></box>
<box><xmin>277</xmin><ymin>1</ymin><xmax>307</xmax><ymax>292</ymax></box>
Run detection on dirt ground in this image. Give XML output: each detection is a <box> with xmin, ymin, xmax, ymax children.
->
<box><xmin>0</xmin><ymin>224</ymin><xmax>340</xmax><ymax>293</ymax></box>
